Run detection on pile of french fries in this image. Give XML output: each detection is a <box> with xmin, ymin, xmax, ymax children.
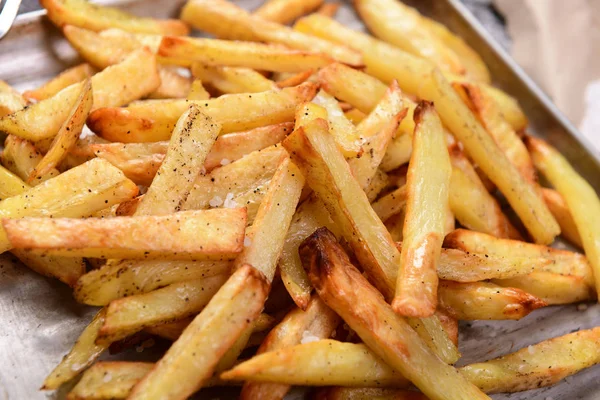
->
<box><xmin>1</xmin><ymin>0</ymin><xmax>600</xmax><ymax>398</ymax></box>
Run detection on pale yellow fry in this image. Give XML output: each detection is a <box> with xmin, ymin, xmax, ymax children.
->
<box><xmin>365</xmin><ymin>169</ymin><xmax>389</xmax><ymax>202</ymax></box>
<box><xmin>542</xmin><ymin>188</ymin><xmax>582</xmax><ymax>247</ymax></box>
<box><xmin>371</xmin><ymin>185</ymin><xmax>407</xmax><ymax>222</ymax></box>
<box><xmin>0</xmin><ymin>81</ymin><xmax>26</xmax><ymax>117</ymax></box>
<box><xmin>127</xmin><ymin>265</ymin><xmax>268</xmax><ymax>400</ymax></box>
<box><xmin>1</xmin><ymin>136</ymin><xmax>59</xmax><ymax>185</ymax></box>
<box><xmin>42</xmin><ymin>309</ymin><xmax>108</xmax><ymax>390</ymax></box>
<box><xmin>3</xmin><ymin>209</ymin><xmax>246</xmax><ymax>260</ymax></box>
<box><xmin>254</xmin><ymin>0</ymin><xmax>324</xmax><ymax>24</ymax></box>
<box><xmin>148</xmin><ymin>66</ymin><xmax>192</xmax><ymax>100</ymax></box>
<box><xmin>0</xmin><ymin>165</ymin><xmax>30</xmax><ymax>200</ymax></box>
<box><xmin>233</xmin><ymin>156</ymin><xmax>305</xmax><ymax>282</ymax></box>
<box><xmin>393</xmin><ymin>103</ymin><xmax>451</xmax><ymax>317</ymax></box>
<box><xmin>12</xmin><ymin>249</ymin><xmax>85</xmax><ymax>288</ymax></box>
<box><xmin>159</xmin><ymin>36</ymin><xmax>333</xmax><ymax>72</ymax></box>
<box><xmin>191</xmin><ymin>65</ymin><xmax>277</xmax><ymax>94</ymax></box>
<box><xmin>180</xmin><ymin>0</ymin><xmax>362</xmax><ymax>66</ymax></box>
<box><xmin>527</xmin><ymin>136</ymin><xmax>600</xmax><ymax>298</ymax></box>
<box><xmin>40</xmin><ymin>0</ymin><xmax>189</xmax><ymax>35</ymax></box>
<box><xmin>28</xmin><ymin>79</ymin><xmax>93</xmax><ymax>183</ymax></box>
<box><xmin>187</xmin><ymin>79</ymin><xmax>210</xmax><ymax>100</ymax></box>
<box><xmin>23</xmin><ymin>63</ymin><xmax>95</xmax><ymax>102</ymax></box>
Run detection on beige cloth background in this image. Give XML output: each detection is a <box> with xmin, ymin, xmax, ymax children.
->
<box><xmin>495</xmin><ymin>0</ymin><xmax>600</xmax><ymax>148</ymax></box>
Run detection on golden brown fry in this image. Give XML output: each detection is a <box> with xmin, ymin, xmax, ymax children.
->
<box><xmin>42</xmin><ymin>309</ymin><xmax>108</xmax><ymax>390</ymax></box>
<box><xmin>253</xmin><ymin>0</ymin><xmax>324</xmax><ymax>24</ymax></box>
<box><xmin>1</xmin><ymin>136</ymin><xmax>60</xmax><ymax>185</ymax></box>
<box><xmin>23</xmin><ymin>64</ymin><xmax>95</xmax><ymax>102</ymax></box>
<box><xmin>299</xmin><ymin>228</ymin><xmax>490</xmax><ymax>400</ymax></box>
<box><xmin>180</xmin><ymin>0</ymin><xmax>362</xmax><ymax>66</ymax></box>
<box><xmin>542</xmin><ymin>188</ymin><xmax>582</xmax><ymax>247</ymax></box>
<box><xmin>393</xmin><ymin>102</ymin><xmax>451</xmax><ymax>317</ymax></box>
<box><xmin>40</xmin><ymin>0</ymin><xmax>188</xmax><ymax>35</ymax></box>
<box><xmin>4</xmin><ymin>209</ymin><xmax>246</xmax><ymax>260</ymax></box>
<box><xmin>159</xmin><ymin>36</ymin><xmax>333</xmax><ymax>72</ymax></box>
<box><xmin>28</xmin><ymin>79</ymin><xmax>93</xmax><ymax>183</ymax></box>
<box><xmin>191</xmin><ymin>65</ymin><xmax>277</xmax><ymax>94</ymax></box>
<box><xmin>127</xmin><ymin>264</ymin><xmax>268</xmax><ymax>400</ymax></box>
<box><xmin>0</xmin><ymin>81</ymin><xmax>26</xmax><ymax>117</ymax></box>
<box><xmin>239</xmin><ymin>296</ymin><xmax>340</xmax><ymax>400</ymax></box>
<box><xmin>87</xmin><ymin>82</ymin><xmax>317</xmax><ymax>142</ymax></box>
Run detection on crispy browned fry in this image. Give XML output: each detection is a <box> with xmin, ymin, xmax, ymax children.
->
<box><xmin>23</xmin><ymin>64</ymin><xmax>95</xmax><ymax>102</ymax></box>
<box><xmin>542</xmin><ymin>188</ymin><xmax>582</xmax><ymax>247</ymax></box>
<box><xmin>42</xmin><ymin>309</ymin><xmax>108</xmax><ymax>390</ymax></box>
<box><xmin>0</xmin><ymin>158</ymin><xmax>138</xmax><ymax>254</ymax></box>
<box><xmin>461</xmin><ymin>328</ymin><xmax>600</xmax><ymax>393</ymax></box>
<box><xmin>0</xmin><ymin>81</ymin><xmax>26</xmax><ymax>117</ymax></box>
<box><xmin>315</xmin><ymin>387</ymin><xmax>427</xmax><ymax>400</ymax></box>
<box><xmin>28</xmin><ymin>79</ymin><xmax>92</xmax><ymax>183</ymax></box>
<box><xmin>438</xmin><ymin>281</ymin><xmax>546</xmax><ymax>320</ymax></box>
<box><xmin>393</xmin><ymin>103</ymin><xmax>451</xmax><ymax>317</ymax></box>
<box><xmin>87</xmin><ymin>82</ymin><xmax>317</xmax><ymax>142</ymax></box>
<box><xmin>254</xmin><ymin>0</ymin><xmax>324</xmax><ymax>24</ymax></box>
<box><xmin>159</xmin><ymin>36</ymin><xmax>333</xmax><ymax>72</ymax></box>
<box><xmin>239</xmin><ymin>296</ymin><xmax>340</xmax><ymax>400</ymax></box>
<box><xmin>180</xmin><ymin>0</ymin><xmax>362</xmax><ymax>66</ymax></box>
<box><xmin>97</xmin><ymin>275</ymin><xmax>228</xmax><ymax>344</ymax></box>
<box><xmin>40</xmin><ymin>0</ymin><xmax>188</xmax><ymax>35</ymax></box>
<box><xmin>1</xmin><ymin>136</ymin><xmax>60</xmax><ymax>185</ymax></box>
<box><xmin>4</xmin><ymin>209</ymin><xmax>246</xmax><ymax>260</ymax></box>
<box><xmin>299</xmin><ymin>228</ymin><xmax>490</xmax><ymax>400</ymax></box>
<box><xmin>127</xmin><ymin>265</ymin><xmax>269</xmax><ymax>400</ymax></box>
<box><xmin>191</xmin><ymin>65</ymin><xmax>277</xmax><ymax>94</ymax></box>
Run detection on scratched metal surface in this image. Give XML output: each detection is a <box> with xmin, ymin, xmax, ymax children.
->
<box><xmin>0</xmin><ymin>1</ymin><xmax>599</xmax><ymax>399</ymax></box>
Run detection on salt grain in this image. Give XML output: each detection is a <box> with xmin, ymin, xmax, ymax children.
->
<box><xmin>223</xmin><ymin>193</ymin><xmax>238</xmax><ymax>208</ymax></box>
<box><xmin>220</xmin><ymin>158</ymin><xmax>231</xmax><ymax>166</ymax></box>
<box><xmin>244</xmin><ymin>236</ymin><xmax>252</xmax><ymax>247</ymax></box>
<box><xmin>209</xmin><ymin>196</ymin><xmax>223</xmax><ymax>207</ymax></box>
<box><xmin>103</xmin><ymin>373</ymin><xmax>112</xmax><ymax>383</ymax></box>
<box><xmin>71</xmin><ymin>363</ymin><xmax>82</xmax><ymax>371</ymax></box>
<box><xmin>300</xmin><ymin>331</ymin><xmax>319</xmax><ymax>344</ymax></box>
<box><xmin>527</xmin><ymin>345</ymin><xmax>535</xmax><ymax>354</ymax></box>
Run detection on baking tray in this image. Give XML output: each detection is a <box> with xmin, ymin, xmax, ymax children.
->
<box><xmin>1</xmin><ymin>1</ymin><xmax>599</xmax><ymax>399</ymax></box>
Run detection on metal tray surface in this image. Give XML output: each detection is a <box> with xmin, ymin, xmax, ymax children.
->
<box><xmin>1</xmin><ymin>1</ymin><xmax>599</xmax><ymax>399</ymax></box>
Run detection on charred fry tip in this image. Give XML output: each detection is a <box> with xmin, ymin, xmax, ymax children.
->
<box><xmin>412</xmin><ymin>100</ymin><xmax>436</xmax><ymax>125</ymax></box>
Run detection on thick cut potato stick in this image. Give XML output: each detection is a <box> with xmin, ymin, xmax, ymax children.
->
<box><xmin>88</xmin><ymin>82</ymin><xmax>317</xmax><ymax>142</ymax></box>
<box><xmin>461</xmin><ymin>328</ymin><xmax>600</xmax><ymax>393</ymax></box>
<box><xmin>40</xmin><ymin>0</ymin><xmax>189</xmax><ymax>35</ymax></box>
<box><xmin>393</xmin><ymin>103</ymin><xmax>451</xmax><ymax>317</ymax></box>
<box><xmin>180</xmin><ymin>0</ymin><xmax>362</xmax><ymax>66</ymax></box>
<box><xmin>135</xmin><ymin>105</ymin><xmax>220</xmax><ymax>216</ymax></box>
<box><xmin>0</xmin><ymin>81</ymin><xmax>26</xmax><ymax>117</ymax></box>
<box><xmin>354</xmin><ymin>0</ymin><xmax>464</xmax><ymax>75</ymax></box>
<box><xmin>0</xmin><ymin>165</ymin><xmax>29</xmax><ymax>200</ymax></box>
<box><xmin>28</xmin><ymin>79</ymin><xmax>93</xmax><ymax>183</ymax></box>
<box><xmin>233</xmin><ymin>156</ymin><xmax>305</xmax><ymax>282</ymax></box>
<box><xmin>4</xmin><ymin>209</ymin><xmax>246</xmax><ymax>260</ymax></box>
<box><xmin>254</xmin><ymin>0</ymin><xmax>324</xmax><ymax>24</ymax></box>
<box><xmin>438</xmin><ymin>281</ymin><xmax>546</xmax><ymax>320</ymax></box>
<box><xmin>0</xmin><ymin>158</ymin><xmax>138</xmax><ymax>254</ymax></box>
<box><xmin>542</xmin><ymin>188</ymin><xmax>582</xmax><ymax>247</ymax></box>
<box><xmin>1</xmin><ymin>136</ymin><xmax>60</xmax><ymax>185</ymax></box>
<box><xmin>75</xmin><ymin>259</ymin><xmax>231</xmax><ymax>306</ymax></box>
<box><xmin>159</xmin><ymin>36</ymin><xmax>333</xmax><ymax>72</ymax></box>
<box><xmin>97</xmin><ymin>275</ymin><xmax>228</xmax><ymax>344</ymax></box>
<box><xmin>127</xmin><ymin>265</ymin><xmax>268</xmax><ymax>400</ymax></box>
<box><xmin>191</xmin><ymin>65</ymin><xmax>277</xmax><ymax>94</ymax></box>
<box><xmin>299</xmin><ymin>228</ymin><xmax>490</xmax><ymax>400</ymax></box>
<box><xmin>239</xmin><ymin>296</ymin><xmax>340</xmax><ymax>400</ymax></box>
<box><xmin>222</xmin><ymin>340</ymin><xmax>408</xmax><ymax>388</ymax></box>
<box><xmin>526</xmin><ymin>136</ymin><xmax>600</xmax><ymax>298</ymax></box>
<box><xmin>23</xmin><ymin>63</ymin><xmax>95</xmax><ymax>102</ymax></box>
<box><xmin>42</xmin><ymin>310</ymin><xmax>108</xmax><ymax>390</ymax></box>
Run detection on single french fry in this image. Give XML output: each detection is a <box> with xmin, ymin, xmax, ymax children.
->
<box><xmin>239</xmin><ymin>296</ymin><xmax>340</xmax><ymax>400</ymax></box>
<box><xmin>40</xmin><ymin>0</ymin><xmax>188</xmax><ymax>35</ymax></box>
<box><xmin>191</xmin><ymin>65</ymin><xmax>277</xmax><ymax>94</ymax></box>
<box><xmin>254</xmin><ymin>0</ymin><xmax>324</xmax><ymax>24</ymax></box>
<box><xmin>159</xmin><ymin>36</ymin><xmax>333</xmax><ymax>72</ymax></box>
<box><xmin>354</xmin><ymin>0</ymin><xmax>464</xmax><ymax>75</ymax></box>
<box><xmin>187</xmin><ymin>79</ymin><xmax>210</xmax><ymax>100</ymax></box>
<box><xmin>0</xmin><ymin>158</ymin><xmax>138</xmax><ymax>254</ymax></box>
<box><xmin>28</xmin><ymin>79</ymin><xmax>93</xmax><ymax>183</ymax></box>
<box><xmin>23</xmin><ymin>63</ymin><xmax>95</xmax><ymax>102</ymax></box>
<box><xmin>127</xmin><ymin>264</ymin><xmax>269</xmax><ymax>400</ymax></box>
<box><xmin>0</xmin><ymin>165</ymin><xmax>29</xmax><ymax>200</ymax></box>
<box><xmin>74</xmin><ymin>259</ymin><xmax>231</xmax><ymax>306</ymax></box>
<box><xmin>461</xmin><ymin>328</ymin><xmax>600</xmax><ymax>393</ymax></box>
<box><xmin>299</xmin><ymin>228</ymin><xmax>490</xmax><ymax>400</ymax></box>
<box><xmin>180</xmin><ymin>0</ymin><xmax>362</xmax><ymax>66</ymax></box>
<box><xmin>526</xmin><ymin>136</ymin><xmax>600</xmax><ymax>298</ymax></box>
<box><xmin>393</xmin><ymin>103</ymin><xmax>451</xmax><ymax>317</ymax></box>
<box><xmin>438</xmin><ymin>281</ymin><xmax>546</xmax><ymax>320</ymax></box>
<box><xmin>542</xmin><ymin>188</ymin><xmax>582</xmax><ymax>247</ymax></box>
<box><xmin>97</xmin><ymin>275</ymin><xmax>228</xmax><ymax>344</ymax></box>
<box><xmin>233</xmin><ymin>156</ymin><xmax>305</xmax><ymax>282</ymax></box>
<box><xmin>42</xmin><ymin>310</ymin><xmax>108</xmax><ymax>390</ymax></box>
<box><xmin>0</xmin><ymin>81</ymin><xmax>26</xmax><ymax>117</ymax></box>
<box><xmin>87</xmin><ymin>82</ymin><xmax>317</xmax><ymax>142</ymax></box>
<box><xmin>1</xmin><ymin>136</ymin><xmax>59</xmax><ymax>185</ymax></box>
<box><xmin>4</xmin><ymin>209</ymin><xmax>246</xmax><ymax>260</ymax></box>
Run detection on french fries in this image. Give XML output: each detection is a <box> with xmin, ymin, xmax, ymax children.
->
<box><xmin>0</xmin><ymin>81</ymin><xmax>26</xmax><ymax>117</ymax></box>
<box><xmin>253</xmin><ymin>0</ymin><xmax>324</xmax><ymax>24</ymax></box>
<box><xmin>4</xmin><ymin>209</ymin><xmax>246</xmax><ymax>260</ymax></box>
<box><xmin>1</xmin><ymin>135</ymin><xmax>60</xmax><ymax>184</ymax></box>
<box><xmin>22</xmin><ymin>63</ymin><xmax>95</xmax><ymax>102</ymax></box>
<box><xmin>299</xmin><ymin>228</ymin><xmax>490</xmax><ymax>400</ymax></box>
<box><xmin>542</xmin><ymin>188</ymin><xmax>582</xmax><ymax>247</ymax></box>
<box><xmin>393</xmin><ymin>102</ymin><xmax>451</xmax><ymax>317</ymax></box>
